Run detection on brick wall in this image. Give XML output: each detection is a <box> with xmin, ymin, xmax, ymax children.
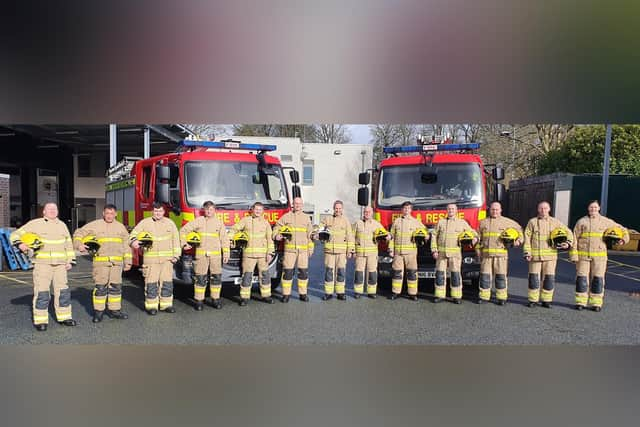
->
<box><xmin>0</xmin><ymin>174</ymin><xmax>9</xmax><ymax>228</ymax></box>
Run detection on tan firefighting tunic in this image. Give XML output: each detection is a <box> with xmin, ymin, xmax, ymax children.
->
<box><xmin>273</xmin><ymin>211</ymin><xmax>314</xmax><ymax>296</ymax></box>
<box><xmin>390</xmin><ymin>214</ymin><xmax>427</xmax><ymax>295</ymax></box>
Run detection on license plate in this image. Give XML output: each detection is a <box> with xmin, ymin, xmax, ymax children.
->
<box><xmin>418</xmin><ymin>271</ymin><xmax>435</xmax><ymax>278</ymax></box>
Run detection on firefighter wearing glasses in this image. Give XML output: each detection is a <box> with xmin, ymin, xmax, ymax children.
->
<box><xmin>388</xmin><ymin>201</ymin><xmax>428</xmax><ymax>301</ymax></box>
<box><xmin>73</xmin><ymin>203</ymin><xmax>132</xmax><ymax>322</ymax></box>
<box><xmin>476</xmin><ymin>201</ymin><xmax>523</xmax><ymax>305</ymax></box>
<box><xmin>10</xmin><ymin>202</ymin><xmax>77</xmax><ymax>331</ymax></box>
<box><xmin>353</xmin><ymin>206</ymin><xmax>387</xmax><ymax>298</ymax></box>
<box><xmin>231</xmin><ymin>202</ymin><xmax>275</xmax><ymax>305</ymax></box>
<box><xmin>273</xmin><ymin>197</ymin><xmax>315</xmax><ymax>302</ymax></box>
<box><xmin>523</xmin><ymin>201</ymin><xmax>573</xmax><ymax>308</ymax></box>
<box><xmin>570</xmin><ymin>200</ymin><xmax>629</xmax><ymax>311</ymax></box>
<box><xmin>320</xmin><ymin>200</ymin><xmax>355</xmax><ymax>301</ymax></box>
<box><xmin>180</xmin><ymin>201</ymin><xmax>230</xmax><ymax>310</ymax></box>
<box><xmin>431</xmin><ymin>203</ymin><xmax>477</xmax><ymax>304</ymax></box>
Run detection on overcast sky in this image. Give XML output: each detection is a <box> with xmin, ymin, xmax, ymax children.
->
<box><xmin>347</xmin><ymin>124</ymin><xmax>371</xmax><ymax>145</ymax></box>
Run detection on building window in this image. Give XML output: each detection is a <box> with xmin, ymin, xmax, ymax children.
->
<box><xmin>303</xmin><ymin>160</ymin><xmax>314</xmax><ymax>185</ymax></box>
<box><xmin>280</xmin><ymin>154</ymin><xmax>293</xmax><ymax>163</ymax></box>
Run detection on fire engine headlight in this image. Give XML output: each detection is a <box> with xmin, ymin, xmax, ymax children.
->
<box><xmin>463</xmin><ymin>256</ymin><xmax>476</xmax><ymax>264</ymax></box>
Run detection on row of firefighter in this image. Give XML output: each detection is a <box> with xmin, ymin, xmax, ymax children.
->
<box><xmin>9</xmin><ymin>197</ymin><xmax>629</xmax><ymax>332</ymax></box>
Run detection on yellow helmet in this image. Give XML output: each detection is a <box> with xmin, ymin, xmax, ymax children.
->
<box><xmin>499</xmin><ymin>228</ymin><xmax>520</xmax><ymax>247</ymax></box>
<box><xmin>19</xmin><ymin>232</ymin><xmax>43</xmax><ymax>250</ymax></box>
<box><xmin>549</xmin><ymin>227</ymin><xmax>568</xmax><ymax>247</ymax></box>
<box><xmin>136</xmin><ymin>231</ymin><xmax>154</xmax><ymax>249</ymax></box>
<box><xmin>373</xmin><ymin>227</ymin><xmax>389</xmax><ymax>243</ymax></box>
<box><xmin>458</xmin><ymin>230</ymin><xmax>475</xmax><ymax>247</ymax></box>
<box><xmin>233</xmin><ymin>231</ymin><xmax>249</xmax><ymax>249</ymax></box>
<box><xmin>81</xmin><ymin>235</ymin><xmax>101</xmax><ymax>254</ymax></box>
<box><xmin>185</xmin><ymin>231</ymin><xmax>202</xmax><ymax>246</ymax></box>
<box><xmin>279</xmin><ymin>225</ymin><xmax>293</xmax><ymax>241</ymax></box>
<box><xmin>412</xmin><ymin>228</ymin><xmax>428</xmax><ymax>247</ymax></box>
<box><xmin>317</xmin><ymin>226</ymin><xmax>331</xmax><ymax>242</ymax></box>
<box><xmin>603</xmin><ymin>226</ymin><xmax>624</xmax><ymax>249</ymax></box>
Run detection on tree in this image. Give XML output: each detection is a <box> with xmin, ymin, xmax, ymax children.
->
<box><xmin>183</xmin><ymin>124</ymin><xmax>232</xmax><ymax>140</ymax></box>
<box><xmin>232</xmin><ymin>124</ymin><xmax>318</xmax><ymax>142</ymax></box>
<box><xmin>537</xmin><ymin>125</ymin><xmax>640</xmax><ymax>175</ymax></box>
<box><xmin>315</xmin><ymin>124</ymin><xmax>350</xmax><ymax>144</ymax></box>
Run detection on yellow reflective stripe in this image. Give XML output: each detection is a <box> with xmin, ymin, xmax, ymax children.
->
<box><xmin>481</xmin><ymin>248</ymin><xmax>508</xmax><ymax>254</ymax></box>
<box><xmin>285</xmin><ymin>243</ymin><xmax>310</xmax><ymax>250</ymax></box>
<box><xmin>395</xmin><ymin>232</ymin><xmax>414</xmax><ymax>236</ymax></box>
<box><xmin>145</xmin><ymin>251</ymin><xmax>176</xmax><ymax>257</ymax></box>
<box><xmin>326</xmin><ymin>243</ymin><xmax>348</xmax><ymax>248</ymax></box>
<box><xmin>66</xmin><ymin>251</ymin><xmax>75</xmax><ymax>256</ymax></box>
<box><xmin>244</xmin><ymin>247</ymin><xmax>268</xmax><ymax>253</ymax></box>
<box><xmin>154</xmin><ymin>235</ymin><xmax>173</xmax><ymax>241</ymax></box>
<box><xmin>56</xmin><ymin>312</ymin><xmax>72</xmax><ymax>321</ymax></box>
<box><xmin>108</xmin><ymin>296</ymin><xmax>122</xmax><ymax>303</ymax></box>
<box><xmin>35</xmin><ymin>252</ymin><xmax>70</xmax><ymax>258</ymax></box>
<box><xmin>393</xmin><ymin>245</ymin><xmax>417</xmax><ymax>250</ymax></box>
<box><xmin>572</xmin><ymin>250</ymin><xmax>607</xmax><ymax>257</ymax></box>
<box><xmin>248</xmin><ymin>233</ymin><xmax>266</xmax><ymax>238</ymax></box>
<box><xmin>94</xmin><ymin>256</ymin><xmax>124</xmax><ymax>262</ymax></box>
<box><xmin>529</xmin><ymin>249</ymin><xmax>557</xmax><ymax>255</ymax></box>
<box><xmin>124</xmin><ymin>253</ymin><xmax>133</xmax><ymax>259</ymax></box>
<box><xmin>97</xmin><ymin>237</ymin><xmax>123</xmax><ymax>243</ymax></box>
<box><xmin>73</xmin><ymin>237</ymin><xmax>83</xmax><ymax>241</ymax></box>
<box><xmin>33</xmin><ymin>315</ymin><xmax>49</xmax><ymax>321</ymax></box>
<box><xmin>290</xmin><ymin>227</ymin><xmax>308</xmax><ymax>232</ymax></box>
<box><xmin>580</xmin><ymin>232</ymin><xmax>603</xmax><ymax>238</ymax></box>
<box><xmin>441</xmin><ymin>247</ymin><xmax>462</xmax><ymax>251</ymax></box>
<box><xmin>40</xmin><ymin>238</ymin><xmax>67</xmax><ymax>244</ymax></box>
<box><xmin>482</xmin><ymin>232</ymin><xmax>501</xmax><ymax>237</ymax></box>
<box><xmin>200</xmin><ymin>232</ymin><xmax>220</xmax><ymax>237</ymax></box>
<box><xmin>195</xmin><ymin>249</ymin><xmax>221</xmax><ymax>256</ymax></box>
<box><xmin>356</xmin><ymin>247</ymin><xmax>377</xmax><ymax>254</ymax></box>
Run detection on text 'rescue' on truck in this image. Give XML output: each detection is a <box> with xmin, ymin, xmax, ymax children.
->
<box><xmin>357</xmin><ymin>137</ymin><xmax>505</xmax><ymax>286</ymax></box>
<box><xmin>105</xmin><ymin>139</ymin><xmax>301</xmax><ymax>286</ymax></box>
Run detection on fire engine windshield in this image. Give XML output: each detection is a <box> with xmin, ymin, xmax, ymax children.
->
<box><xmin>184</xmin><ymin>161</ymin><xmax>288</xmax><ymax>209</ymax></box>
<box><xmin>377</xmin><ymin>163</ymin><xmax>483</xmax><ymax>209</ymax></box>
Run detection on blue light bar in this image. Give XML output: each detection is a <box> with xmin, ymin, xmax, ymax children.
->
<box><xmin>179</xmin><ymin>140</ymin><xmax>277</xmax><ymax>152</ymax></box>
<box><xmin>383</xmin><ymin>143</ymin><xmax>480</xmax><ymax>154</ymax></box>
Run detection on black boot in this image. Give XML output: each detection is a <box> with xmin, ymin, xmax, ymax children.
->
<box><xmin>299</xmin><ymin>294</ymin><xmax>309</xmax><ymax>302</ymax></box>
<box><xmin>409</xmin><ymin>295</ymin><xmax>418</xmax><ymax>301</ymax></box>
<box><xmin>211</xmin><ymin>299</ymin><xmax>222</xmax><ymax>309</ymax></box>
<box><xmin>93</xmin><ymin>310</ymin><xmax>104</xmax><ymax>323</ymax></box>
<box><xmin>354</xmin><ymin>293</ymin><xmax>361</xmax><ymax>299</ymax></box>
<box><xmin>337</xmin><ymin>294</ymin><xmax>346</xmax><ymax>301</ymax></box>
<box><xmin>322</xmin><ymin>294</ymin><xmax>333</xmax><ymax>301</ymax></box>
<box><xmin>263</xmin><ymin>296</ymin><xmax>274</xmax><ymax>304</ymax></box>
<box><xmin>281</xmin><ymin>295</ymin><xmax>290</xmax><ymax>303</ymax></box>
<box><xmin>477</xmin><ymin>299</ymin><xmax>487</xmax><ymax>305</ymax></box>
<box><xmin>109</xmin><ymin>310</ymin><xmax>128</xmax><ymax>319</ymax></box>
<box><xmin>147</xmin><ymin>309</ymin><xmax>158</xmax><ymax>315</ymax></box>
<box><xmin>388</xmin><ymin>293</ymin><xmax>398</xmax><ymax>300</ymax></box>
<box><xmin>452</xmin><ymin>298</ymin><xmax>462</xmax><ymax>305</ymax></box>
<box><xmin>432</xmin><ymin>297</ymin><xmax>442</xmax><ymax>303</ymax></box>
<box><xmin>163</xmin><ymin>306</ymin><xmax>176</xmax><ymax>313</ymax></box>
<box><xmin>592</xmin><ymin>306</ymin><xmax>602</xmax><ymax>312</ymax></box>
<box><xmin>239</xmin><ymin>298</ymin><xmax>248</xmax><ymax>307</ymax></box>
<box><xmin>60</xmin><ymin>319</ymin><xmax>77</xmax><ymax>326</ymax></box>
<box><xmin>541</xmin><ymin>302</ymin><xmax>552</xmax><ymax>309</ymax></box>
<box><xmin>194</xmin><ymin>301</ymin><xmax>204</xmax><ymax>311</ymax></box>
<box><xmin>34</xmin><ymin>324</ymin><xmax>47</xmax><ymax>332</ymax></box>
<box><xmin>575</xmin><ymin>304</ymin><xmax>584</xmax><ymax>311</ymax></box>
<box><xmin>527</xmin><ymin>301</ymin><xmax>537</xmax><ymax>308</ymax></box>
<box><xmin>496</xmin><ymin>300</ymin><xmax>506</xmax><ymax>306</ymax></box>
<box><xmin>367</xmin><ymin>294</ymin><xmax>377</xmax><ymax>299</ymax></box>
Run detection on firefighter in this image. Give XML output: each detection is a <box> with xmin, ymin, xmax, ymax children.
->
<box><xmin>231</xmin><ymin>202</ymin><xmax>274</xmax><ymax>305</ymax></box>
<box><xmin>431</xmin><ymin>203</ymin><xmax>477</xmax><ymax>304</ymax></box>
<box><xmin>73</xmin><ymin>203</ymin><xmax>132</xmax><ymax>322</ymax></box>
<box><xmin>523</xmin><ymin>200</ymin><xmax>574</xmax><ymax>308</ymax></box>
<box><xmin>130</xmin><ymin>202</ymin><xmax>181</xmax><ymax>315</ymax></box>
<box><xmin>180</xmin><ymin>201</ymin><xmax>230</xmax><ymax>310</ymax></box>
<box><xmin>10</xmin><ymin>202</ymin><xmax>77</xmax><ymax>331</ymax></box>
<box><xmin>320</xmin><ymin>200</ymin><xmax>355</xmax><ymax>301</ymax></box>
<box><xmin>476</xmin><ymin>201</ymin><xmax>523</xmax><ymax>305</ymax></box>
<box><xmin>273</xmin><ymin>196</ymin><xmax>315</xmax><ymax>302</ymax></box>
<box><xmin>388</xmin><ymin>201</ymin><xmax>428</xmax><ymax>301</ymax></box>
<box><xmin>353</xmin><ymin>206</ymin><xmax>388</xmax><ymax>299</ymax></box>
<box><xmin>570</xmin><ymin>200</ymin><xmax>629</xmax><ymax>312</ymax></box>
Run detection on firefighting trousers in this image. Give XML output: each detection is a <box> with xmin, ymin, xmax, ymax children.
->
<box><xmin>324</xmin><ymin>252</ymin><xmax>347</xmax><ymax>295</ymax></box>
<box><xmin>354</xmin><ymin>254</ymin><xmax>378</xmax><ymax>295</ymax></box>
<box><xmin>193</xmin><ymin>255</ymin><xmax>223</xmax><ymax>301</ymax></box>
<box><xmin>241</xmin><ymin>256</ymin><xmax>271</xmax><ymax>299</ymax></box>
<box><xmin>92</xmin><ymin>263</ymin><xmax>123</xmax><ymax>311</ymax></box>
<box><xmin>435</xmin><ymin>255</ymin><xmax>462</xmax><ymax>299</ymax></box>
<box><xmin>142</xmin><ymin>262</ymin><xmax>174</xmax><ymax>311</ymax></box>
<box><xmin>575</xmin><ymin>258</ymin><xmax>607</xmax><ymax>308</ymax></box>
<box><xmin>32</xmin><ymin>263</ymin><xmax>72</xmax><ymax>325</ymax></box>
<box><xmin>479</xmin><ymin>256</ymin><xmax>509</xmax><ymax>301</ymax></box>
<box><xmin>391</xmin><ymin>253</ymin><xmax>418</xmax><ymax>296</ymax></box>
<box><xmin>528</xmin><ymin>259</ymin><xmax>557</xmax><ymax>303</ymax></box>
<box><xmin>281</xmin><ymin>250</ymin><xmax>310</xmax><ymax>296</ymax></box>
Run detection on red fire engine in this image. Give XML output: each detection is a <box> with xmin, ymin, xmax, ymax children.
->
<box><xmin>357</xmin><ymin>137</ymin><xmax>505</xmax><ymax>286</ymax></box>
<box><xmin>105</xmin><ymin>139</ymin><xmax>300</xmax><ymax>286</ymax></box>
